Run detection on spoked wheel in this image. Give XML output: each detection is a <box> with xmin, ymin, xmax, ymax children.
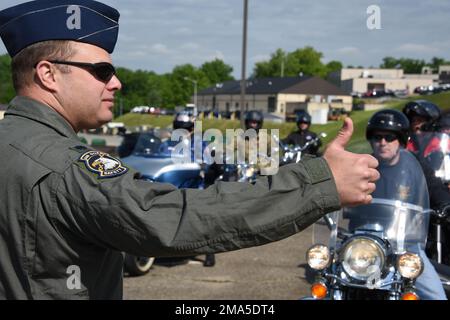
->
<box><xmin>124</xmin><ymin>254</ymin><xmax>155</xmax><ymax>276</ymax></box>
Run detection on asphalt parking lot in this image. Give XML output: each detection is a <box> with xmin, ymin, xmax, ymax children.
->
<box><xmin>123</xmin><ymin>226</ymin><xmax>315</xmax><ymax>300</ymax></box>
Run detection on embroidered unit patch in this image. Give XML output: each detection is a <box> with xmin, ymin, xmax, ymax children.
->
<box><xmin>79</xmin><ymin>150</ymin><xmax>128</xmax><ymax>178</ymax></box>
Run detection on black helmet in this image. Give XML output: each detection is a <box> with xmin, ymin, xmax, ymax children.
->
<box><xmin>244</xmin><ymin>110</ymin><xmax>264</xmax><ymax>131</ymax></box>
<box><xmin>438</xmin><ymin>112</ymin><xmax>450</xmax><ymax>130</ymax></box>
<box><xmin>296</xmin><ymin>110</ymin><xmax>312</xmax><ymax>125</ymax></box>
<box><xmin>402</xmin><ymin>100</ymin><xmax>441</xmax><ymax>122</ymax></box>
<box><xmin>173</xmin><ymin>112</ymin><xmax>194</xmax><ymax>131</ymax></box>
<box><xmin>366</xmin><ymin>109</ymin><xmax>410</xmax><ymax>146</ymax></box>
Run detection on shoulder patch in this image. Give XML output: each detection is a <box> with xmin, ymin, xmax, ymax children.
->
<box><xmin>78</xmin><ymin>150</ymin><xmax>128</xmax><ymax>179</ymax></box>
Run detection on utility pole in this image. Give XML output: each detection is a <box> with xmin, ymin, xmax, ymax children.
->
<box><xmin>240</xmin><ymin>0</ymin><xmax>248</xmax><ymax>129</ymax></box>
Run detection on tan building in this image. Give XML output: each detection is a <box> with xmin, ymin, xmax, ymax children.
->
<box><xmin>439</xmin><ymin>65</ymin><xmax>450</xmax><ymax>84</ymax></box>
<box><xmin>328</xmin><ymin>68</ymin><xmax>438</xmax><ymax>95</ymax></box>
<box><xmin>196</xmin><ymin>76</ymin><xmax>352</xmax><ymax>124</ymax></box>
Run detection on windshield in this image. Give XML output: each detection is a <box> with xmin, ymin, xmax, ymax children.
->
<box><xmin>314</xmin><ymin>149</ymin><xmax>430</xmax><ymax>253</ymax></box>
<box><xmin>132</xmin><ymin>132</ymin><xmax>164</xmax><ymax>156</ymax></box>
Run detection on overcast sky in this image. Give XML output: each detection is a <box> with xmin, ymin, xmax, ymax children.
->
<box><xmin>1</xmin><ymin>0</ymin><xmax>450</xmax><ymax>78</ymax></box>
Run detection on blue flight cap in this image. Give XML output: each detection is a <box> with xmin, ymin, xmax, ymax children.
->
<box><xmin>0</xmin><ymin>0</ymin><xmax>120</xmax><ymax>57</ymax></box>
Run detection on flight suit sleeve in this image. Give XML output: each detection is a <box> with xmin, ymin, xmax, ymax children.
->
<box><xmin>52</xmin><ymin>154</ymin><xmax>341</xmax><ymax>257</ymax></box>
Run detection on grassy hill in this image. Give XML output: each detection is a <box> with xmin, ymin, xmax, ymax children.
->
<box><xmin>114</xmin><ymin>91</ymin><xmax>450</xmax><ymax>154</ymax></box>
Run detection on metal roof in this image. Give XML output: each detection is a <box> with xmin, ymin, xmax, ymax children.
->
<box><xmin>198</xmin><ymin>76</ymin><xmax>349</xmax><ymax>96</ymax></box>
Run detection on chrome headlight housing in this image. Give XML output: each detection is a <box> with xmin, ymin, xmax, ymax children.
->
<box><xmin>306</xmin><ymin>244</ymin><xmax>331</xmax><ymax>270</ymax></box>
<box><xmin>397</xmin><ymin>253</ymin><xmax>423</xmax><ymax>279</ymax></box>
<box><xmin>237</xmin><ymin>165</ymin><xmax>256</xmax><ymax>179</ymax></box>
<box><xmin>340</xmin><ymin>236</ymin><xmax>385</xmax><ymax>281</ymax></box>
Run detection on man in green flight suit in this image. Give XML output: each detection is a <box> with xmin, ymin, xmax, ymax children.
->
<box><xmin>0</xmin><ymin>0</ymin><xmax>379</xmax><ymax>299</ymax></box>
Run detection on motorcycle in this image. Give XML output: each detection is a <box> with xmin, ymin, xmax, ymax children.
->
<box><xmin>275</xmin><ymin>132</ymin><xmax>327</xmax><ymax>166</ymax></box>
<box><xmin>119</xmin><ymin>130</ymin><xmax>211</xmax><ymax>276</ymax></box>
<box><xmin>410</xmin><ymin>131</ymin><xmax>450</xmax><ymax>291</ymax></box>
<box><xmin>415</xmin><ymin>131</ymin><xmax>450</xmax><ymax>187</ymax></box>
<box><xmin>304</xmin><ymin>151</ymin><xmax>431</xmax><ymax>300</ymax></box>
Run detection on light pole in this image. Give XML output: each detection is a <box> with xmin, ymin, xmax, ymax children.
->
<box><xmin>184</xmin><ymin>76</ymin><xmax>198</xmax><ymax>116</ymax></box>
<box><xmin>240</xmin><ymin>0</ymin><xmax>248</xmax><ymax>129</ymax></box>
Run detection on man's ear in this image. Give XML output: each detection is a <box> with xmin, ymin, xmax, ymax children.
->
<box><xmin>34</xmin><ymin>61</ymin><xmax>59</xmax><ymax>92</ymax></box>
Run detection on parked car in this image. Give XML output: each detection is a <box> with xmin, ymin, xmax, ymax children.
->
<box><xmin>117</xmin><ymin>130</ymin><xmax>212</xmax><ymax>275</ymax></box>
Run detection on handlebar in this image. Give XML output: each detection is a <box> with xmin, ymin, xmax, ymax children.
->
<box><xmin>431</xmin><ymin>204</ymin><xmax>450</xmax><ymax>220</ymax></box>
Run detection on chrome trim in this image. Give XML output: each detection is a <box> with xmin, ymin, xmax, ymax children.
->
<box><xmin>323</xmin><ymin>272</ymin><xmax>403</xmax><ymax>289</ymax></box>
<box><xmin>154</xmin><ymin>163</ymin><xmax>201</xmax><ymax>178</ymax></box>
<box><xmin>371</xmin><ymin>198</ymin><xmax>424</xmax><ymax>212</ymax></box>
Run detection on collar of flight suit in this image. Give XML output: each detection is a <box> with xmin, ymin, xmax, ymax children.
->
<box><xmin>5</xmin><ymin>95</ymin><xmax>80</xmax><ymax>140</ymax></box>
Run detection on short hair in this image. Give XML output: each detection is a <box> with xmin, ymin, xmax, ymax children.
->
<box><xmin>11</xmin><ymin>40</ymin><xmax>76</xmax><ymax>92</ymax></box>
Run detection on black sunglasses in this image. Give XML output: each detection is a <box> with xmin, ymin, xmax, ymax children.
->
<box><xmin>371</xmin><ymin>133</ymin><xmax>398</xmax><ymax>142</ymax></box>
<box><xmin>49</xmin><ymin>60</ymin><xmax>116</xmax><ymax>82</ymax></box>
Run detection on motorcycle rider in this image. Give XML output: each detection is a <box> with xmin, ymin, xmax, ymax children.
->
<box><xmin>161</xmin><ymin>112</ymin><xmax>216</xmax><ymax>267</ymax></box>
<box><xmin>244</xmin><ymin>110</ymin><xmax>264</xmax><ymax>133</ymax></box>
<box><xmin>402</xmin><ymin>100</ymin><xmax>450</xmax><ymax>213</ymax></box>
<box><xmin>160</xmin><ymin>111</ymin><xmax>196</xmax><ymax>156</ymax></box>
<box><xmin>366</xmin><ymin>109</ymin><xmax>446</xmax><ymax>300</ymax></box>
<box><xmin>438</xmin><ymin>111</ymin><xmax>450</xmax><ymax>134</ymax></box>
<box><xmin>207</xmin><ymin>110</ymin><xmax>270</xmax><ymax>181</ymax></box>
<box><xmin>403</xmin><ymin>100</ymin><xmax>441</xmax><ymax>154</ymax></box>
<box><xmin>282</xmin><ymin>110</ymin><xmax>322</xmax><ymax>156</ymax></box>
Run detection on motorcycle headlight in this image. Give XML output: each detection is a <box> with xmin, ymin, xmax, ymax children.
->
<box><xmin>397</xmin><ymin>253</ymin><xmax>423</xmax><ymax>279</ymax></box>
<box><xmin>306</xmin><ymin>244</ymin><xmax>331</xmax><ymax>270</ymax></box>
<box><xmin>340</xmin><ymin>237</ymin><xmax>385</xmax><ymax>281</ymax></box>
<box><xmin>245</xmin><ymin>167</ymin><xmax>255</xmax><ymax>178</ymax></box>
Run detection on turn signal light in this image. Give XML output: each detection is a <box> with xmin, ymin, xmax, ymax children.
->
<box><xmin>311</xmin><ymin>282</ymin><xmax>327</xmax><ymax>299</ymax></box>
<box><xmin>401</xmin><ymin>292</ymin><xmax>419</xmax><ymax>300</ymax></box>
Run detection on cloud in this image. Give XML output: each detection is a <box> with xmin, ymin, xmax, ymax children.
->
<box><xmin>180</xmin><ymin>42</ymin><xmax>200</xmax><ymax>51</ymax></box>
<box><xmin>173</xmin><ymin>27</ymin><xmax>192</xmax><ymax>35</ymax></box>
<box><xmin>149</xmin><ymin>43</ymin><xmax>171</xmax><ymax>55</ymax></box>
<box><xmin>207</xmin><ymin>50</ymin><xmax>225</xmax><ymax>61</ymax></box>
<box><xmin>394</xmin><ymin>43</ymin><xmax>440</xmax><ymax>55</ymax></box>
<box><xmin>336</xmin><ymin>47</ymin><xmax>361</xmax><ymax>55</ymax></box>
<box><xmin>1</xmin><ymin>0</ymin><xmax>449</xmax><ymax>78</ymax></box>
<box><xmin>251</xmin><ymin>54</ymin><xmax>271</xmax><ymax>63</ymax></box>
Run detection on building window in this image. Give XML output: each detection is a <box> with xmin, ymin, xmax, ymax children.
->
<box><xmin>268</xmin><ymin>97</ymin><xmax>276</xmax><ymax>113</ymax></box>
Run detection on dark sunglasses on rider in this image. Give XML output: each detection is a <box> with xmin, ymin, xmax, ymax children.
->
<box><xmin>48</xmin><ymin>60</ymin><xmax>116</xmax><ymax>82</ymax></box>
<box><xmin>371</xmin><ymin>133</ymin><xmax>398</xmax><ymax>142</ymax></box>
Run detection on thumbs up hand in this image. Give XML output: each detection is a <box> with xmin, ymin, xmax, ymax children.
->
<box><xmin>323</xmin><ymin>117</ymin><xmax>380</xmax><ymax>207</ymax></box>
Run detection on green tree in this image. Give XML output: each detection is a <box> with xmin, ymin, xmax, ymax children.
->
<box><xmin>325</xmin><ymin>60</ymin><xmax>343</xmax><ymax>74</ymax></box>
<box><xmin>428</xmin><ymin>57</ymin><xmax>450</xmax><ymax>72</ymax></box>
<box><xmin>253</xmin><ymin>48</ymin><xmax>287</xmax><ymax>78</ymax></box>
<box><xmin>200</xmin><ymin>59</ymin><xmax>234</xmax><ymax>86</ymax></box>
<box><xmin>159</xmin><ymin>64</ymin><xmax>208</xmax><ymax>108</ymax></box>
<box><xmin>252</xmin><ymin>47</ymin><xmax>334</xmax><ymax>78</ymax></box>
<box><xmin>380</xmin><ymin>56</ymin><xmax>426</xmax><ymax>73</ymax></box>
<box><xmin>114</xmin><ymin>67</ymin><xmax>163</xmax><ymax>115</ymax></box>
<box><xmin>0</xmin><ymin>54</ymin><xmax>15</xmax><ymax>103</ymax></box>
<box><xmin>380</xmin><ymin>56</ymin><xmax>398</xmax><ymax>69</ymax></box>
<box><xmin>288</xmin><ymin>46</ymin><xmax>327</xmax><ymax>77</ymax></box>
